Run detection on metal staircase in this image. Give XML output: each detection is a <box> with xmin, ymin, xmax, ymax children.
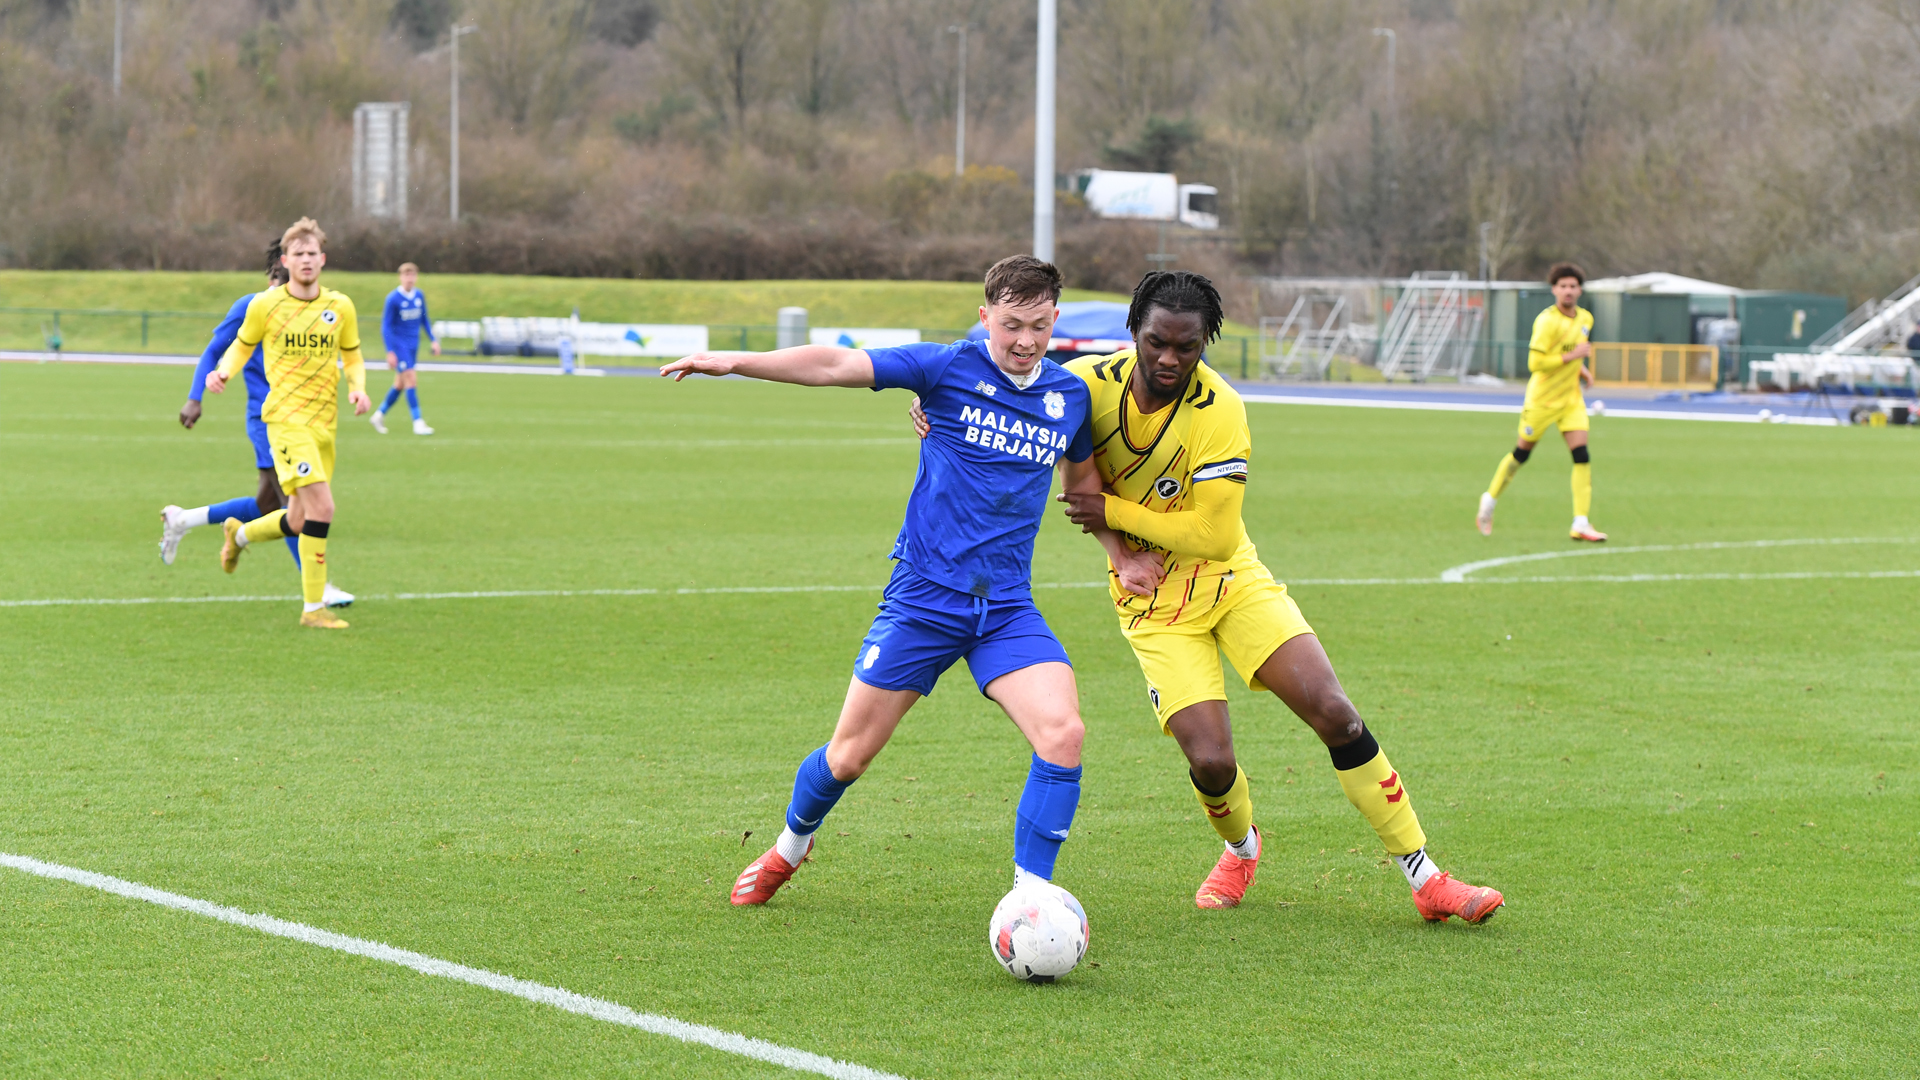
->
<box><xmin>1375</xmin><ymin>272</ymin><xmax>1485</xmax><ymax>381</ymax></box>
<box><xmin>1809</xmin><ymin>271</ymin><xmax>1920</xmax><ymax>353</ymax></box>
<box><xmin>1259</xmin><ymin>294</ymin><xmax>1352</xmax><ymax>379</ymax></box>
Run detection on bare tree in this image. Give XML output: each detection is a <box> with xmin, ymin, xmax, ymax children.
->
<box><xmin>660</xmin><ymin>0</ymin><xmax>789</xmax><ymax>137</ymax></box>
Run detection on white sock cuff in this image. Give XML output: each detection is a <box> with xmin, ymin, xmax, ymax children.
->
<box><xmin>774</xmin><ymin>825</ymin><xmax>812</xmax><ymax>867</ymax></box>
<box><xmin>1397</xmin><ymin>848</ymin><xmax>1438</xmax><ymax>890</ymax></box>
<box><xmin>183</xmin><ymin>507</ymin><xmax>211</xmax><ymax>529</ymax></box>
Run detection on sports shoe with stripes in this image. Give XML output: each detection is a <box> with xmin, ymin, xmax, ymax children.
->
<box><xmin>730</xmin><ymin>839</ymin><xmax>810</xmax><ymax>906</ymax></box>
<box><xmin>1194</xmin><ymin>825</ymin><xmax>1259</xmax><ymax>909</ymax></box>
<box><xmin>1411</xmin><ymin>871</ymin><xmax>1504</xmax><ymax>923</ymax></box>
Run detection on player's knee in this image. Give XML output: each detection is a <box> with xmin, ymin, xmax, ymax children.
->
<box><xmin>1510</xmin><ymin>446</ymin><xmax>1532</xmax><ymax>464</ymax></box>
<box><xmin>1570</xmin><ymin>445</ymin><xmax>1590</xmax><ymax>464</ymax></box>
<box><xmin>1308</xmin><ymin>695</ymin><xmax>1365</xmax><ymax>745</ymax></box>
<box><xmin>824</xmin><ymin>743</ymin><xmax>875</xmax><ymax>782</ymax></box>
<box><xmin>1188</xmin><ymin>753</ymin><xmax>1237</xmax><ymax>794</ymax></box>
<box><xmin>1034</xmin><ymin>712</ymin><xmax>1085</xmax><ymax>764</ymax></box>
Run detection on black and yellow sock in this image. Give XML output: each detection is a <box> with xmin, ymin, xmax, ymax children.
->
<box><xmin>1328</xmin><ymin>727</ymin><xmax>1426</xmax><ymax>857</ymax></box>
<box><xmin>1487</xmin><ymin>450</ymin><xmax>1523</xmax><ymax>498</ymax></box>
<box><xmin>240</xmin><ymin>509</ymin><xmax>292</xmax><ymax>547</ymax></box>
<box><xmin>1191</xmin><ymin>766</ymin><xmax>1254</xmax><ymax>853</ymax></box>
<box><xmin>297</xmin><ymin>520</ymin><xmax>328</xmax><ymax>607</ymax></box>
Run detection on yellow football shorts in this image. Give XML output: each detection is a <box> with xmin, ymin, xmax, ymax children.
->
<box><xmin>1517</xmin><ymin>395</ymin><xmax>1588</xmax><ymax>442</ymax></box>
<box><xmin>1119</xmin><ymin>571</ymin><xmax>1315</xmax><ymax>732</ymax></box>
<box><xmin>267</xmin><ymin>421</ymin><xmax>335</xmax><ymax>493</ymax></box>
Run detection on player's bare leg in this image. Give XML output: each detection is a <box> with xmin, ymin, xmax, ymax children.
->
<box><xmin>733</xmin><ymin>679</ymin><xmax>919</xmax><ymax>905</ymax></box>
<box><xmin>1255</xmin><ymin>634</ymin><xmax>1503</xmax><ymax>923</ymax></box>
<box><xmin>984</xmin><ymin>661</ymin><xmax>1087</xmax><ymax>887</ymax></box>
<box><xmin>1167</xmin><ymin>701</ymin><xmax>1261</xmax><ymax>908</ymax></box>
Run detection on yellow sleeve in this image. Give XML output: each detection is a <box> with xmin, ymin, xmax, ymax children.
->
<box><xmin>1101</xmin><ymin>387</ymin><xmax>1250</xmax><ymax>562</ymax></box>
<box><xmin>336</xmin><ymin>297</ymin><xmax>366</xmax><ymax>396</ymax></box>
<box><xmin>216</xmin><ymin>293</ymin><xmax>269</xmax><ymax>379</ymax></box>
<box><xmin>1527</xmin><ymin>309</ymin><xmax>1561</xmax><ymax>373</ymax></box>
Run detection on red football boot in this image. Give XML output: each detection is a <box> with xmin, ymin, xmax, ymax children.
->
<box><xmin>730</xmin><ymin>839</ymin><xmax>809</xmax><ymax>906</ymax></box>
<box><xmin>1411</xmin><ymin>871</ymin><xmax>1504</xmax><ymax>923</ymax></box>
<box><xmin>1194</xmin><ymin>826</ymin><xmax>1260</xmax><ymax>909</ymax></box>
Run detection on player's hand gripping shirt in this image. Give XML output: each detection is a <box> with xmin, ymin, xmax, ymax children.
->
<box><xmin>217</xmin><ymin>284</ymin><xmax>365</xmax><ymax>428</ymax></box>
<box><xmin>1066</xmin><ymin>350</ymin><xmax>1263</xmax><ymax>628</ymax></box>
<box><xmin>1524</xmin><ymin>303</ymin><xmax>1594</xmax><ymax>412</ymax></box>
<box><xmin>189</xmin><ymin>292</ymin><xmax>271</xmax><ymax>419</ymax></box>
<box><xmin>869</xmin><ymin>340</ymin><xmax>1093</xmax><ymax>600</ymax></box>
<box><xmin>382</xmin><ymin>288</ymin><xmax>434</xmax><ymax>356</ymax></box>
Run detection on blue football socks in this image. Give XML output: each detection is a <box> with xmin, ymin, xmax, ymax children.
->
<box><xmin>206</xmin><ymin>496</ymin><xmax>260</xmax><ymax>524</ymax></box>
<box><xmin>1013</xmin><ymin>754</ymin><xmax>1082</xmax><ymax>880</ymax></box>
<box><xmin>405</xmin><ymin>387</ymin><xmax>421</xmax><ymax>420</ymax></box>
<box><xmin>785</xmin><ymin>744</ymin><xmax>854</xmax><ymax>836</ymax></box>
<box><xmin>285</xmin><ymin>535</ymin><xmax>301</xmax><ymax>565</ymax></box>
<box><xmin>380</xmin><ymin>387</ymin><xmax>402</xmax><ymax>414</ymax></box>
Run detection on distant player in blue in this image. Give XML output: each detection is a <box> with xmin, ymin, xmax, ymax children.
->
<box><xmin>661</xmin><ymin>256</ymin><xmax>1099</xmax><ymax>908</ymax></box>
<box><xmin>161</xmin><ymin>240</ymin><xmax>352</xmax><ymax>607</ymax></box>
<box><xmin>370</xmin><ymin>261</ymin><xmax>440</xmax><ymax>435</ymax></box>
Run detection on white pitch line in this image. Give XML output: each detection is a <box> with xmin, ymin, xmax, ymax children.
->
<box><xmin>1438</xmin><ymin>536</ymin><xmax>1919</xmax><ymax>582</ymax></box>
<box><xmin>0</xmin><ymin>851</ymin><xmax>906</xmax><ymax>1080</ymax></box>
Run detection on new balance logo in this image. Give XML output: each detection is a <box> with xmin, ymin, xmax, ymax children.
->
<box><xmin>974</xmin><ymin>380</ymin><xmax>996</xmax><ymax>396</ymax></box>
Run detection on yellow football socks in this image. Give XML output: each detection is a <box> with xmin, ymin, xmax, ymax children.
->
<box><xmin>1487</xmin><ymin>452</ymin><xmax>1521</xmax><ymax>498</ymax></box>
<box><xmin>297</xmin><ymin>531</ymin><xmax>327</xmax><ymax>605</ymax></box>
<box><xmin>1192</xmin><ymin>766</ymin><xmax>1254</xmax><ymax>849</ymax></box>
<box><xmin>1571</xmin><ymin>462</ymin><xmax>1593</xmax><ymax>518</ymax></box>
<box><xmin>1330</xmin><ymin>730</ymin><xmax>1427</xmax><ymax>857</ymax></box>
<box><xmin>241</xmin><ymin>510</ymin><xmax>289</xmax><ymax>546</ymax></box>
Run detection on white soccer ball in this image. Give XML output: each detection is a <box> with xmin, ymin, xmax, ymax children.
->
<box><xmin>988</xmin><ymin>882</ymin><xmax>1088</xmax><ymax>983</ymax></box>
<box><xmin>1590</xmin><ymin>399</ymin><xmax>1606</xmax><ymax>416</ymax></box>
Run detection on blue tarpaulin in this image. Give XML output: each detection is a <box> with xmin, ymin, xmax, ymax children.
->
<box><xmin>966</xmin><ymin>301</ymin><xmax>1131</xmax><ymax>345</ymax></box>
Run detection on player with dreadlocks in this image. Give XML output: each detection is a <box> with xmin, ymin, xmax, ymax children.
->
<box><xmin>914</xmin><ymin>270</ymin><xmax>1505</xmax><ymax>922</ymax></box>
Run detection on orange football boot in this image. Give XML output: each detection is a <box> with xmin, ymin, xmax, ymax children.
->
<box><xmin>1194</xmin><ymin>826</ymin><xmax>1260</xmax><ymax>909</ymax></box>
<box><xmin>1412</xmin><ymin>871</ymin><xmax>1504</xmax><ymax>923</ymax></box>
<box><xmin>730</xmin><ymin>839</ymin><xmax>810</xmax><ymax>906</ymax></box>
<box><xmin>1570</xmin><ymin>524</ymin><xmax>1608</xmax><ymax>543</ymax></box>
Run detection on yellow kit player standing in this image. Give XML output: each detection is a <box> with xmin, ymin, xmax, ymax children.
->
<box><xmin>204</xmin><ymin>217</ymin><xmax>371</xmax><ymax>628</ymax></box>
<box><xmin>920</xmin><ymin>271</ymin><xmax>1504</xmax><ymax>922</ymax></box>
<box><xmin>1478</xmin><ymin>262</ymin><xmax>1606</xmax><ymax>542</ymax></box>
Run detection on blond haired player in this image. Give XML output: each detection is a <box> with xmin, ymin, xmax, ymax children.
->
<box><xmin>204</xmin><ymin>217</ymin><xmax>371</xmax><ymax>629</ymax></box>
<box><xmin>1478</xmin><ymin>262</ymin><xmax>1606</xmax><ymax>542</ymax></box>
<box><xmin>911</xmin><ymin>271</ymin><xmax>1504</xmax><ymax>923</ymax></box>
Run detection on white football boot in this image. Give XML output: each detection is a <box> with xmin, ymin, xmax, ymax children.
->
<box><xmin>159</xmin><ymin>504</ymin><xmax>193</xmax><ymax>564</ymax></box>
<box><xmin>1476</xmin><ymin>493</ymin><xmax>1496</xmax><ymax>537</ymax></box>
<box><xmin>369</xmin><ymin>410</ymin><xmax>389</xmax><ymax>434</ymax></box>
<box><xmin>322</xmin><ymin>581</ymin><xmax>356</xmax><ymax>608</ymax></box>
<box><xmin>412</xmin><ymin>418</ymin><xmax>435</xmax><ymax>435</ymax></box>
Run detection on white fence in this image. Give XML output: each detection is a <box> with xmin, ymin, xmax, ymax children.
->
<box><xmin>464</xmin><ymin>318</ymin><xmax>709</xmax><ymax>358</ymax></box>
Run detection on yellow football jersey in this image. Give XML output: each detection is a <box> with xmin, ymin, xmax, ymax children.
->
<box><xmin>1065</xmin><ymin>350</ymin><xmax>1263</xmax><ymax>628</ymax></box>
<box><xmin>1524</xmin><ymin>303</ymin><xmax>1593</xmax><ymax>413</ymax></box>
<box><xmin>217</xmin><ymin>284</ymin><xmax>364</xmax><ymax>427</ymax></box>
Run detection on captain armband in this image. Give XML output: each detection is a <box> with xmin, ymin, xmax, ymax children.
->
<box><xmin>1192</xmin><ymin>458</ymin><xmax>1248</xmax><ymax>483</ymax></box>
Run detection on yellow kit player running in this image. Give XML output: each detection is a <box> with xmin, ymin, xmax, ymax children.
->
<box><xmin>204</xmin><ymin>217</ymin><xmax>371</xmax><ymax>628</ymax></box>
<box><xmin>916</xmin><ymin>271</ymin><xmax>1504</xmax><ymax>923</ymax></box>
<box><xmin>1478</xmin><ymin>262</ymin><xmax>1606</xmax><ymax>542</ymax></box>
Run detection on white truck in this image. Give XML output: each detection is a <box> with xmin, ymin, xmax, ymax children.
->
<box><xmin>1073</xmin><ymin>169</ymin><xmax>1219</xmax><ymax>230</ymax></box>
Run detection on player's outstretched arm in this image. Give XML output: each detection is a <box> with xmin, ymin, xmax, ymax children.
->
<box><xmin>660</xmin><ymin>345</ymin><xmax>873</xmax><ymax>388</ymax></box>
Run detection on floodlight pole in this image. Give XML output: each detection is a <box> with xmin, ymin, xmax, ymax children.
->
<box><xmin>1033</xmin><ymin>0</ymin><xmax>1056</xmax><ymax>263</ymax></box>
<box><xmin>947</xmin><ymin>26</ymin><xmax>968</xmax><ymax>177</ymax></box>
<box><xmin>450</xmin><ymin>23</ymin><xmax>477</xmax><ymax>222</ymax></box>
<box><xmin>112</xmin><ymin>0</ymin><xmax>123</xmax><ymax>99</ymax></box>
<box><xmin>1371</xmin><ymin>28</ymin><xmax>1396</xmax><ymax>132</ymax></box>
<box><xmin>1479</xmin><ymin>221</ymin><xmax>1491</xmax><ymax>284</ymax></box>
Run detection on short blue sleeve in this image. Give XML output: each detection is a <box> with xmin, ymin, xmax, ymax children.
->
<box><xmin>867</xmin><ymin>341</ymin><xmax>961</xmax><ymax>397</ymax></box>
<box><xmin>190</xmin><ymin>294</ymin><xmax>253</xmax><ymax>402</ymax></box>
<box><xmin>1064</xmin><ymin>408</ymin><xmax>1093</xmax><ymax>463</ymax></box>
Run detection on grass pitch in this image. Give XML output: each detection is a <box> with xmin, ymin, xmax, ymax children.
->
<box><xmin>1</xmin><ymin>360</ymin><xmax>1915</xmax><ymax>1078</ymax></box>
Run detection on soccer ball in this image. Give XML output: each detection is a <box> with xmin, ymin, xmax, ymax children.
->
<box><xmin>988</xmin><ymin>882</ymin><xmax>1089</xmax><ymax>982</ymax></box>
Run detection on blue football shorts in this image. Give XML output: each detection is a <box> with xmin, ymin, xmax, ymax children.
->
<box><xmin>392</xmin><ymin>349</ymin><xmax>419</xmax><ymax>372</ymax></box>
<box><xmin>246</xmin><ymin>415</ymin><xmax>273</xmax><ymax>470</ymax></box>
<box><xmin>852</xmin><ymin>562</ymin><xmax>1071</xmax><ymax>697</ymax></box>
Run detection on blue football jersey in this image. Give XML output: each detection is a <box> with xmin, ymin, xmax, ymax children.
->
<box><xmin>868</xmin><ymin>339</ymin><xmax>1093</xmax><ymax>600</ymax></box>
<box><xmin>189</xmin><ymin>293</ymin><xmax>271</xmax><ymax>419</ymax></box>
<box><xmin>382</xmin><ymin>288</ymin><xmax>433</xmax><ymax>355</ymax></box>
